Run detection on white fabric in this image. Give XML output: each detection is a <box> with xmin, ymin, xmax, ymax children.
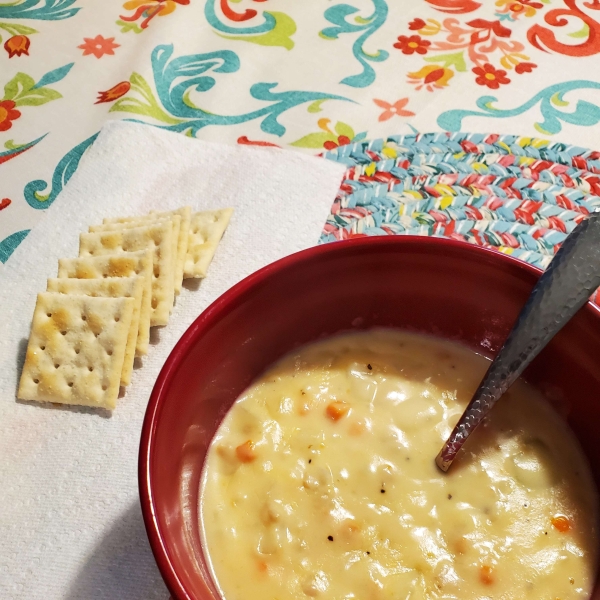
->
<box><xmin>0</xmin><ymin>121</ymin><xmax>346</xmax><ymax>599</ymax></box>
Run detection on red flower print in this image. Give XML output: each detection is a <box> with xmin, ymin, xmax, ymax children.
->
<box><xmin>0</xmin><ymin>198</ymin><xmax>11</xmax><ymax>211</ymax></box>
<box><xmin>408</xmin><ymin>18</ymin><xmax>426</xmax><ymax>31</ymax></box>
<box><xmin>237</xmin><ymin>136</ymin><xmax>281</xmax><ymax>148</ymax></box>
<box><xmin>78</xmin><ymin>35</ymin><xmax>120</xmax><ymax>59</ymax></box>
<box><xmin>466</xmin><ymin>19</ymin><xmax>511</xmax><ymax>38</ymax></box>
<box><xmin>393</xmin><ymin>34</ymin><xmax>431</xmax><ymax>55</ymax></box>
<box><xmin>373</xmin><ymin>98</ymin><xmax>415</xmax><ymax>121</ymax></box>
<box><xmin>472</xmin><ymin>63</ymin><xmax>510</xmax><ymax>89</ymax></box>
<box><xmin>515</xmin><ymin>61</ymin><xmax>537</xmax><ymax>74</ymax></box>
<box><xmin>323</xmin><ymin>135</ymin><xmax>351</xmax><ymax>151</ymax></box>
<box><xmin>95</xmin><ymin>81</ymin><xmax>131</xmax><ymax>104</ymax></box>
<box><xmin>0</xmin><ymin>100</ymin><xmax>21</xmax><ymax>132</ymax></box>
<box><xmin>4</xmin><ymin>35</ymin><xmax>30</xmax><ymax>58</ymax></box>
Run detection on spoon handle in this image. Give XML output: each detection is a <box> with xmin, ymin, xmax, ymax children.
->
<box><xmin>436</xmin><ymin>211</ymin><xmax>600</xmax><ymax>472</ymax></box>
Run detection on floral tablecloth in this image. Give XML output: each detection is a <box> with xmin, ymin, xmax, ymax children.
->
<box><xmin>2</xmin><ymin>0</ymin><xmax>600</xmax><ymax>267</ymax></box>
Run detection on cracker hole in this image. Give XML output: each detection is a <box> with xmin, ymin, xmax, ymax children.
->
<box><xmin>213</xmin><ymin>216</ymin><xmax>219</xmax><ymax>222</ymax></box>
<box><xmin>107</xmin><ymin>349</ymin><xmax>113</xmax><ymax>356</ymax></box>
<box><xmin>103</xmin><ymin>274</ymin><xmax>108</xmax><ymax>278</ymax></box>
<box><xmin>68</xmin><ymin>382</ymin><xmax>74</xmax><ymax>388</ymax></box>
<box><xmin>82</xmin><ymin>315</ymin><xmax>87</xmax><ymax>321</ymax></box>
<box><xmin>88</xmin><ymin>366</ymin><xmax>94</xmax><ymax>372</ymax></box>
<box><xmin>102</xmin><ymin>385</ymin><xmax>107</xmax><ymax>391</ymax></box>
<box><xmin>115</xmin><ymin>317</ymin><xmax>120</xmax><ymax>322</ymax></box>
<box><xmin>40</xmin><ymin>346</ymin><xmax>45</xmax><ymax>351</ymax></box>
<box><xmin>61</xmin><ymin>331</ymin><xmax>67</xmax><ymax>336</ymax></box>
<box><xmin>193</xmin><ymin>228</ymin><xmax>198</xmax><ymax>234</ymax></box>
<box><xmin>33</xmin><ymin>378</ymin><xmax>39</xmax><ymax>384</ymax></box>
<box><xmin>135</xmin><ymin>268</ymin><xmax>140</xmax><ymax>274</ymax></box>
<box><xmin>89</xmin><ymin>250</ymin><xmax>95</xmax><ymax>255</ymax></box>
<box><xmin>46</xmin><ymin>313</ymin><xmax>52</xmax><ymax>318</ymax></box>
<box><xmin>75</xmin><ymin>348</ymin><xmax>80</xmax><ymax>354</ymax></box>
<box><xmin>151</xmin><ymin>299</ymin><xmax>158</xmax><ymax>309</ymax></box>
<box><xmin>95</xmin><ymin>332</ymin><xmax>100</xmax><ymax>338</ymax></box>
<box><xmin>54</xmin><ymin>363</ymin><xmax>60</xmax><ymax>369</ymax></box>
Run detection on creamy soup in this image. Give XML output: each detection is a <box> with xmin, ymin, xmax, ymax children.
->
<box><xmin>200</xmin><ymin>330</ymin><xmax>598</xmax><ymax>600</ymax></box>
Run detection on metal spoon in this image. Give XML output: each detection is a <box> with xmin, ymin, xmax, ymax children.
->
<box><xmin>436</xmin><ymin>211</ymin><xmax>600</xmax><ymax>473</ymax></box>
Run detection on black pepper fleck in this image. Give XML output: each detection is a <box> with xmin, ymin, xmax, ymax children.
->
<box><xmin>366</xmin><ymin>551</ymin><xmax>370</xmax><ymax>555</ymax></box>
<box><xmin>308</xmin><ymin>459</ymin><xmax>312</xmax><ymax>464</ymax></box>
<box><xmin>544</xmin><ymin>531</ymin><xmax>548</xmax><ymax>535</ymax></box>
<box><xmin>524</xmin><ymin>503</ymin><xmax>528</xmax><ymax>508</ymax></box>
<box><xmin>327</xmin><ymin>535</ymin><xmax>333</xmax><ymax>541</ymax></box>
<box><xmin>367</xmin><ymin>364</ymin><xmax>372</xmax><ymax>370</ymax></box>
<box><xmin>380</xmin><ymin>489</ymin><xmax>385</xmax><ymax>494</ymax></box>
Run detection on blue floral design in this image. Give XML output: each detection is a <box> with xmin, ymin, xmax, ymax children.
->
<box><xmin>0</xmin><ymin>229</ymin><xmax>30</xmax><ymax>263</ymax></box>
<box><xmin>203</xmin><ymin>1</ymin><xmax>296</xmax><ymax>50</ymax></box>
<box><xmin>320</xmin><ymin>0</ymin><xmax>388</xmax><ymax>88</ymax></box>
<box><xmin>110</xmin><ymin>44</ymin><xmax>352</xmax><ymax>137</ymax></box>
<box><xmin>0</xmin><ymin>0</ymin><xmax>80</xmax><ymax>21</ymax></box>
<box><xmin>204</xmin><ymin>0</ymin><xmax>276</xmax><ymax>36</ymax></box>
<box><xmin>438</xmin><ymin>80</ymin><xmax>600</xmax><ymax>136</ymax></box>
<box><xmin>24</xmin><ymin>133</ymin><xmax>98</xmax><ymax>209</ymax></box>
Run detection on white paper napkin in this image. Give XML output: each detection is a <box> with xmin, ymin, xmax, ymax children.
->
<box><xmin>0</xmin><ymin>121</ymin><xmax>346</xmax><ymax>599</ymax></box>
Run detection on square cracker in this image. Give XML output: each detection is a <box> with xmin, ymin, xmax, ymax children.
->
<box><xmin>103</xmin><ymin>207</ymin><xmax>191</xmax><ymax>295</ymax></box>
<box><xmin>46</xmin><ymin>277</ymin><xmax>143</xmax><ymax>386</ymax></box>
<box><xmin>185</xmin><ymin>209</ymin><xmax>233</xmax><ymax>278</ymax></box>
<box><xmin>57</xmin><ymin>250</ymin><xmax>152</xmax><ymax>356</ymax></box>
<box><xmin>78</xmin><ymin>221</ymin><xmax>174</xmax><ymax>327</ymax></box>
<box><xmin>17</xmin><ymin>292</ymin><xmax>134</xmax><ymax>410</ymax></box>
<box><xmin>90</xmin><ymin>215</ymin><xmax>182</xmax><ymax>296</ymax></box>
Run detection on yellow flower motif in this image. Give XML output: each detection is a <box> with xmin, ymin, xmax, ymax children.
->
<box><xmin>122</xmin><ymin>0</ymin><xmax>179</xmax><ymax>15</ymax></box>
<box><xmin>120</xmin><ymin>0</ymin><xmax>189</xmax><ymax>30</ymax></box>
<box><xmin>408</xmin><ymin>65</ymin><xmax>454</xmax><ymax>92</ymax></box>
<box><xmin>495</xmin><ymin>0</ymin><xmax>539</xmax><ymax>18</ymax></box>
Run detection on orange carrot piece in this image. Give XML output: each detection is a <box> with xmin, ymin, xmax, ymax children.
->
<box><xmin>326</xmin><ymin>401</ymin><xmax>349</xmax><ymax>421</ymax></box>
<box><xmin>349</xmin><ymin>420</ymin><xmax>365</xmax><ymax>436</ymax></box>
<box><xmin>235</xmin><ymin>440</ymin><xmax>256</xmax><ymax>463</ymax></box>
<box><xmin>256</xmin><ymin>560</ymin><xmax>268</xmax><ymax>573</ymax></box>
<box><xmin>479</xmin><ymin>565</ymin><xmax>494</xmax><ymax>585</ymax></box>
<box><xmin>552</xmin><ymin>515</ymin><xmax>571</xmax><ymax>532</ymax></box>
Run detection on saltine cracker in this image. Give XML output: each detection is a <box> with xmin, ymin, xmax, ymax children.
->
<box><xmin>57</xmin><ymin>250</ymin><xmax>152</xmax><ymax>355</ymax></box>
<box><xmin>46</xmin><ymin>277</ymin><xmax>143</xmax><ymax>386</ymax></box>
<box><xmin>79</xmin><ymin>221</ymin><xmax>174</xmax><ymax>326</ymax></box>
<box><xmin>184</xmin><ymin>208</ymin><xmax>233</xmax><ymax>278</ymax></box>
<box><xmin>18</xmin><ymin>293</ymin><xmax>134</xmax><ymax>410</ymax></box>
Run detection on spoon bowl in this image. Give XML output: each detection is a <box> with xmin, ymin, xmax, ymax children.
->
<box><xmin>437</xmin><ymin>211</ymin><xmax>600</xmax><ymax>471</ymax></box>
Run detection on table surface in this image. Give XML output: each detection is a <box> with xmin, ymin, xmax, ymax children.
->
<box><xmin>2</xmin><ymin>0</ymin><xmax>600</xmax><ymax>267</ymax></box>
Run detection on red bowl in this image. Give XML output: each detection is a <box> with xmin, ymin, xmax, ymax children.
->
<box><xmin>139</xmin><ymin>236</ymin><xmax>600</xmax><ymax>600</ymax></box>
